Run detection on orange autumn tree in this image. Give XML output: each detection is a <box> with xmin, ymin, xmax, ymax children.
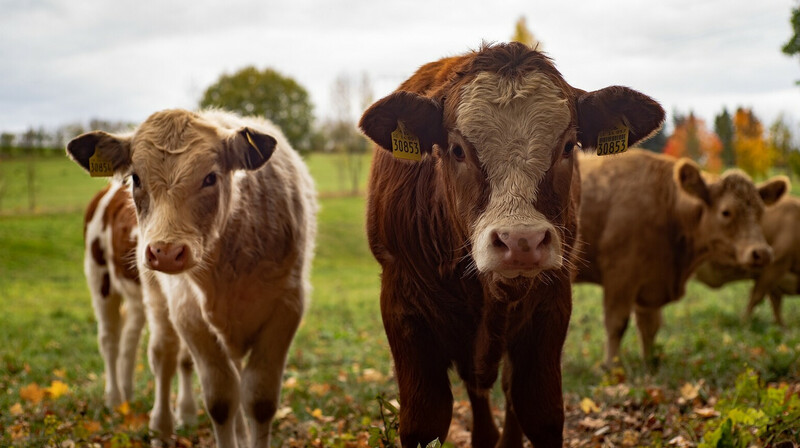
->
<box><xmin>733</xmin><ymin>107</ymin><xmax>775</xmax><ymax>178</ymax></box>
<box><xmin>664</xmin><ymin>112</ymin><xmax>723</xmax><ymax>172</ymax></box>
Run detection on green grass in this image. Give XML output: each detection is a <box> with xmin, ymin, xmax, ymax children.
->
<box><xmin>1</xmin><ymin>153</ymin><xmax>799</xmax><ymax>446</ymax></box>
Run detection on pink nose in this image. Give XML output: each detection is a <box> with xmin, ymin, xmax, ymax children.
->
<box><xmin>491</xmin><ymin>228</ymin><xmax>551</xmax><ymax>268</ymax></box>
<box><xmin>146</xmin><ymin>242</ymin><xmax>188</xmax><ymax>273</ymax></box>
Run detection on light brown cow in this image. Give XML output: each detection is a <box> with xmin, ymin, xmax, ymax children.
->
<box><xmin>67</xmin><ymin>109</ymin><xmax>317</xmax><ymax>448</ymax></box>
<box><xmin>695</xmin><ymin>188</ymin><xmax>799</xmax><ymax>326</ymax></box>
<box><xmin>576</xmin><ymin>149</ymin><xmax>788</xmax><ymax>366</ymax></box>
<box><xmin>360</xmin><ymin>42</ymin><xmax>665</xmax><ymax>448</ymax></box>
<box><xmin>83</xmin><ymin>181</ymin><xmax>197</xmax><ymax>422</ymax></box>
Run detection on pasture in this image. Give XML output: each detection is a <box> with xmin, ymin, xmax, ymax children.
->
<box><xmin>1</xmin><ymin>153</ymin><xmax>799</xmax><ymax>447</ymax></box>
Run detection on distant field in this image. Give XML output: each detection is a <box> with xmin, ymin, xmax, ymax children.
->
<box><xmin>1</xmin><ymin>152</ymin><xmax>799</xmax><ymax>446</ymax></box>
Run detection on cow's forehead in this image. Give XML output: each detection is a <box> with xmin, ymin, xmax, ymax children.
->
<box><xmin>455</xmin><ymin>71</ymin><xmax>571</xmax><ymax>150</ymax></box>
<box><xmin>712</xmin><ymin>174</ymin><xmax>761</xmax><ymax>210</ymax></box>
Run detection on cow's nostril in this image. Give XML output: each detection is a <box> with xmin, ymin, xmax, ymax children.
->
<box><xmin>541</xmin><ymin>230</ymin><xmax>551</xmax><ymax>248</ymax></box>
<box><xmin>491</xmin><ymin>232</ymin><xmax>508</xmax><ymax>250</ymax></box>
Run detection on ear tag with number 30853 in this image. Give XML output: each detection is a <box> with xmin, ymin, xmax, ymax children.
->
<box><xmin>390</xmin><ymin>123</ymin><xmax>422</xmax><ymax>161</ymax></box>
<box><xmin>89</xmin><ymin>148</ymin><xmax>114</xmax><ymax>177</ymax></box>
<box><xmin>596</xmin><ymin>125</ymin><xmax>629</xmax><ymax>156</ymax></box>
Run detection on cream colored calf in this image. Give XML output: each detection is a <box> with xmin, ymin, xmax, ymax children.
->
<box><xmin>68</xmin><ymin>109</ymin><xmax>317</xmax><ymax>448</ymax></box>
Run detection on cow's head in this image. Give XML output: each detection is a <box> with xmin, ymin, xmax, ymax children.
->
<box><xmin>674</xmin><ymin>162</ymin><xmax>788</xmax><ymax>268</ymax></box>
<box><xmin>360</xmin><ymin>42</ymin><xmax>665</xmax><ymax>281</ymax></box>
<box><xmin>67</xmin><ymin>109</ymin><xmax>277</xmax><ymax>274</ymax></box>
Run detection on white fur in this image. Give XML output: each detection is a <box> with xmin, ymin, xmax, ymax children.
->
<box><xmin>455</xmin><ymin>72</ymin><xmax>571</xmax><ymax>277</ymax></box>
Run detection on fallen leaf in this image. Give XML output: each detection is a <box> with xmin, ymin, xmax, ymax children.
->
<box><xmin>47</xmin><ymin>380</ymin><xmax>69</xmax><ymax>399</ymax></box>
<box><xmin>646</xmin><ymin>387</ymin><xmax>664</xmax><ymax>405</ymax></box>
<box><xmin>579</xmin><ymin>397</ymin><xmax>600</xmax><ymax>414</ymax></box>
<box><xmin>578</xmin><ymin>416</ymin><xmax>607</xmax><ymax>430</ymax></box>
<box><xmin>52</xmin><ymin>368</ymin><xmax>66</xmax><ymax>378</ymax></box>
<box><xmin>309</xmin><ymin>383</ymin><xmax>331</xmax><ymax>396</ymax></box>
<box><xmin>777</xmin><ymin>343</ymin><xmax>790</xmax><ymax>354</ymax></box>
<box><xmin>83</xmin><ymin>420</ymin><xmax>102</xmax><ymax>434</ymax></box>
<box><xmin>359</xmin><ymin>368</ymin><xmax>385</xmax><ymax>383</ymax></box>
<box><xmin>9</xmin><ymin>423</ymin><xmax>28</xmax><ymax>440</ymax></box>
<box><xmin>275</xmin><ymin>406</ymin><xmax>292</xmax><ymax>420</ymax></box>
<box><xmin>680</xmin><ymin>382</ymin><xmax>699</xmax><ymax>401</ymax></box>
<box><xmin>19</xmin><ymin>383</ymin><xmax>45</xmax><ymax>404</ymax></box>
<box><xmin>283</xmin><ymin>377</ymin><xmax>298</xmax><ymax>389</ymax></box>
<box><xmin>116</xmin><ymin>401</ymin><xmax>130</xmax><ymax>416</ymax></box>
<box><xmin>693</xmin><ymin>407</ymin><xmax>719</xmax><ymax>418</ymax></box>
<box><xmin>311</xmin><ymin>408</ymin><xmax>323</xmax><ymax>419</ymax></box>
<box><xmin>668</xmin><ymin>435</ymin><xmax>692</xmax><ymax>447</ymax></box>
<box><xmin>9</xmin><ymin>402</ymin><xmax>23</xmax><ymax>416</ymax></box>
<box><xmin>622</xmin><ymin>429</ymin><xmax>639</xmax><ymax>446</ymax></box>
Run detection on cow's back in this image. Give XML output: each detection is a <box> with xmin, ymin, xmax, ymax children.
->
<box><xmin>763</xmin><ymin>196</ymin><xmax>800</xmax><ymax>276</ymax></box>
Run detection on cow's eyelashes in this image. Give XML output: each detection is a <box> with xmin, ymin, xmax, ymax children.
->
<box><xmin>451</xmin><ymin>145</ymin><xmax>465</xmax><ymax>162</ymax></box>
<box><xmin>202</xmin><ymin>172</ymin><xmax>217</xmax><ymax>188</ymax></box>
<box><xmin>131</xmin><ymin>173</ymin><xmax>141</xmax><ymax>189</ymax></box>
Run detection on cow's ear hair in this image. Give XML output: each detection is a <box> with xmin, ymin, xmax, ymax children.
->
<box><xmin>576</xmin><ymin>86</ymin><xmax>665</xmax><ymax>151</ymax></box>
<box><xmin>757</xmin><ymin>175</ymin><xmax>790</xmax><ymax>206</ymax></box>
<box><xmin>359</xmin><ymin>91</ymin><xmax>446</xmax><ymax>154</ymax></box>
<box><xmin>66</xmin><ymin>131</ymin><xmax>132</xmax><ymax>175</ymax></box>
<box><xmin>222</xmin><ymin>127</ymin><xmax>277</xmax><ymax>171</ymax></box>
<box><xmin>675</xmin><ymin>159</ymin><xmax>711</xmax><ymax>204</ymax></box>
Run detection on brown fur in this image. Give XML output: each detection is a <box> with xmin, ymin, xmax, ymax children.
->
<box><xmin>695</xmin><ymin>192</ymin><xmax>799</xmax><ymax>325</ymax></box>
<box><xmin>576</xmin><ymin>149</ymin><xmax>783</xmax><ymax>366</ymax></box>
<box><xmin>361</xmin><ymin>42</ymin><xmax>664</xmax><ymax>448</ymax></box>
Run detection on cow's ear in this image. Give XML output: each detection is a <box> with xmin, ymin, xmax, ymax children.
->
<box><xmin>66</xmin><ymin>131</ymin><xmax>132</xmax><ymax>175</ymax></box>
<box><xmin>576</xmin><ymin>86</ymin><xmax>665</xmax><ymax>151</ymax></box>
<box><xmin>222</xmin><ymin>127</ymin><xmax>277</xmax><ymax>171</ymax></box>
<box><xmin>675</xmin><ymin>159</ymin><xmax>711</xmax><ymax>204</ymax></box>
<box><xmin>359</xmin><ymin>91</ymin><xmax>446</xmax><ymax>154</ymax></box>
<box><xmin>757</xmin><ymin>175</ymin><xmax>790</xmax><ymax>205</ymax></box>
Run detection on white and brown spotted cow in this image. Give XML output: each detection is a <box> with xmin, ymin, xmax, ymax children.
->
<box><xmin>83</xmin><ymin>180</ymin><xmax>144</xmax><ymax>408</ymax></box>
<box><xmin>83</xmin><ymin>181</ymin><xmax>196</xmax><ymax>420</ymax></box>
<box><xmin>68</xmin><ymin>109</ymin><xmax>317</xmax><ymax>448</ymax></box>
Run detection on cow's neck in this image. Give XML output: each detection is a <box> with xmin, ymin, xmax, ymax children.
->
<box><xmin>673</xmin><ymin>193</ymin><xmax>711</xmax><ymax>284</ymax></box>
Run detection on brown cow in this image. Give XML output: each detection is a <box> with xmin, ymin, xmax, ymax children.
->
<box><xmin>695</xmin><ymin>187</ymin><xmax>799</xmax><ymax>326</ymax></box>
<box><xmin>68</xmin><ymin>109</ymin><xmax>317</xmax><ymax>448</ymax></box>
<box><xmin>576</xmin><ymin>149</ymin><xmax>788</xmax><ymax>366</ymax></box>
<box><xmin>83</xmin><ymin>181</ymin><xmax>197</xmax><ymax>423</ymax></box>
<box><xmin>359</xmin><ymin>42</ymin><xmax>665</xmax><ymax>448</ymax></box>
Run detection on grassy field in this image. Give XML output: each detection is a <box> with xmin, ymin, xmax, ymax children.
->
<box><xmin>1</xmin><ymin>154</ymin><xmax>799</xmax><ymax>446</ymax></box>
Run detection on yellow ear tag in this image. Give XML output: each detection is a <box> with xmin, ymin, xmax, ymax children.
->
<box><xmin>390</xmin><ymin>123</ymin><xmax>422</xmax><ymax>161</ymax></box>
<box><xmin>88</xmin><ymin>148</ymin><xmax>114</xmax><ymax>177</ymax></box>
<box><xmin>596</xmin><ymin>125</ymin><xmax>629</xmax><ymax>156</ymax></box>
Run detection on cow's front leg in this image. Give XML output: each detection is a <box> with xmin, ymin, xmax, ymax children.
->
<box><xmin>172</xmin><ymin>293</ymin><xmax>246</xmax><ymax>448</ymax></box>
<box><xmin>175</xmin><ymin>343</ymin><xmax>198</xmax><ymax>427</ymax></box>
<box><xmin>142</xmin><ymin>278</ymin><xmax>180</xmax><ymax>436</ymax></box>
<box><xmin>504</xmin><ymin>295</ymin><xmax>570</xmax><ymax>448</ymax></box>
<box><xmin>382</xmin><ymin>289</ymin><xmax>453</xmax><ymax>448</ymax></box>
<box><xmin>240</xmin><ymin>296</ymin><xmax>302</xmax><ymax>448</ymax></box>
<box><xmin>603</xmin><ymin>282</ymin><xmax>635</xmax><ymax>367</ymax></box>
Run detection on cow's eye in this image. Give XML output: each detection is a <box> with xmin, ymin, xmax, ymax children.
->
<box><xmin>452</xmin><ymin>145</ymin><xmax>465</xmax><ymax>161</ymax></box>
<box><xmin>563</xmin><ymin>142</ymin><xmax>576</xmax><ymax>157</ymax></box>
<box><xmin>202</xmin><ymin>173</ymin><xmax>217</xmax><ymax>188</ymax></box>
<box><xmin>721</xmin><ymin>209</ymin><xmax>731</xmax><ymax>218</ymax></box>
<box><xmin>131</xmin><ymin>173</ymin><xmax>141</xmax><ymax>189</ymax></box>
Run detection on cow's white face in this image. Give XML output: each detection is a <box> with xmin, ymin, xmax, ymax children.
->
<box><xmin>129</xmin><ymin>136</ymin><xmax>232</xmax><ymax>274</ymax></box>
<box><xmin>453</xmin><ymin>72</ymin><xmax>573</xmax><ymax>279</ymax></box>
<box><xmin>66</xmin><ymin>109</ymin><xmax>277</xmax><ymax>275</ymax></box>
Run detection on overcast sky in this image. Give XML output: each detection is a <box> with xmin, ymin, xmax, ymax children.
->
<box><xmin>1</xmin><ymin>0</ymin><xmax>799</xmax><ymax>135</ymax></box>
